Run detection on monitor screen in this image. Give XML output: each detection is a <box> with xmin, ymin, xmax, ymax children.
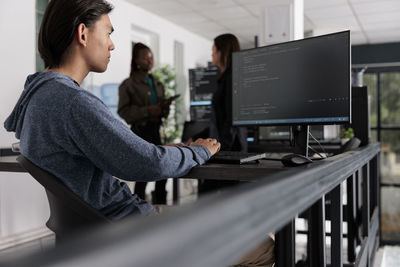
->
<box><xmin>189</xmin><ymin>67</ymin><xmax>218</xmax><ymax>103</ymax></box>
<box><xmin>232</xmin><ymin>30</ymin><xmax>351</xmax><ymax>126</ymax></box>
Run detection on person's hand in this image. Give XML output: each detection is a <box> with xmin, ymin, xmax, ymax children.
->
<box><xmin>186</xmin><ymin>138</ymin><xmax>193</xmax><ymax>145</ymax></box>
<box><xmin>148</xmin><ymin>104</ymin><xmax>161</xmax><ymax>116</ymax></box>
<box><xmin>190</xmin><ymin>138</ymin><xmax>220</xmax><ymax>156</ymax></box>
<box><xmin>161</xmin><ymin>104</ymin><xmax>170</xmax><ymax>118</ymax></box>
<box><xmin>162</xmin><ymin>98</ymin><xmax>173</xmax><ymax>107</ymax></box>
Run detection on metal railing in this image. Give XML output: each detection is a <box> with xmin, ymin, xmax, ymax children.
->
<box><xmin>5</xmin><ymin>144</ymin><xmax>380</xmax><ymax>267</ymax></box>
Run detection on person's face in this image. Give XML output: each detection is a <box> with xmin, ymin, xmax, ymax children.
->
<box><xmin>136</xmin><ymin>49</ymin><xmax>154</xmax><ymax>72</ymax></box>
<box><xmin>212</xmin><ymin>44</ymin><xmax>221</xmax><ymax>68</ymax></box>
<box><xmin>84</xmin><ymin>14</ymin><xmax>115</xmax><ymax>73</ymax></box>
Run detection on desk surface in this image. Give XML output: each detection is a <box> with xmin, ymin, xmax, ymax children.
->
<box><xmin>0</xmin><ymin>155</ymin><xmax>25</xmax><ymax>172</ymax></box>
<box><xmin>0</xmin><ymin>154</ymin><xmax>321</xmax><ymax>180</ymax></box>
<box><xmin>1</xmin><ymin>153</ymin><xmax>290</xmax><ymax>180</ymax></box>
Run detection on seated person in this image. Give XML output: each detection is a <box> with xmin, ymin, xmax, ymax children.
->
<box><xmin>4</xmin><ymin>0</ymin><xmax>220</xmax><ymax>220</ymax></box>
<box><xmin>4</xmin><ymin>1</ymin><xmax>273</xmax><ymax>265</ymax></box>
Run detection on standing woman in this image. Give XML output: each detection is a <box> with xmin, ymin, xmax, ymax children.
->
<box><xmin>118</xmin><ymin>43</ymin><xmax>170</xmax><ymax>204</ymax></box>
<box><xmin>198</xmin><ymin>34</ymin><xmax>248</xmax><ymax>194</ymax></box>
<box><xmin>211</xmin><ymin>33</ymin><xmax>247</xmax><ymax>152</ymax></box>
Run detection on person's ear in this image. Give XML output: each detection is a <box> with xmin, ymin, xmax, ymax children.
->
<box><xmin>76</xmin><ymin>23</ymin><xmax>89</xmax><ymax>47</ymax></box>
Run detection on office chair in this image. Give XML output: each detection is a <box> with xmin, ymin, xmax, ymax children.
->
<box><xmin>17</xmin><ymin>155</ymin><xmax>111</xmax><ymax>243</ymax></box>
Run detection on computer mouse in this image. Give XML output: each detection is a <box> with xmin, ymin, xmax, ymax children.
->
<box><xmin>281</xmin><ymin>154</ymin><xmax>312</xmax><ymax>167</ymax></box>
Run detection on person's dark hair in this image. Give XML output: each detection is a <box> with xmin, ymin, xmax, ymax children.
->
<box><xmin>38</xmin><ymin>0</ymin><xmax>113</xmax><ymax>68</ymax></box>
<box><xmin>130</xmin><ymin>42</ymin><xmax>151</xmax><ymax>77</ymax></box>
<box><xmin>213</xmin><ymin>33</ymin><xmax>240</xmax><ymax>70</ymax></box>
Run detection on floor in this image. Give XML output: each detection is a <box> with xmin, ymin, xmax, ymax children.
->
<box><xmin>0</xmin><ymin>233</ymin><xmax>55</xmax><ymax>265</ymax></box>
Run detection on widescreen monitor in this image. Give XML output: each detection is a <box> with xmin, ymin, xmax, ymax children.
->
<box><xmin>232</xmin><ymin>30</ymin><xmax>351</xmax><ymax>127</ymax></box>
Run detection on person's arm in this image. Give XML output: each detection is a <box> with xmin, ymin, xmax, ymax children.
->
<box><xmin>117</xmin><ymin>81</ymin><xmax>149</xmax><ymax>124</ymax></box>
<box><xmin>68</xmin><ymin>91</ymin><xmax>213</xmax><ymax>181</ymax></box>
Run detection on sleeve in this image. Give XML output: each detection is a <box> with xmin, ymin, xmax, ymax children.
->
<box><xmin>117</xmin><ymin>81</ymin><xmax>149</xmax><ymax>124</ymax></box>
<box><xmin>67</xmin><ymin>92</ymin><xmax>211</xmax><ymax>181</ymax></box>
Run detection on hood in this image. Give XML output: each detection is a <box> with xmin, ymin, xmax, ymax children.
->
<box><xmin>4</xmin><ymin>71</ymin><xmax>59</xmax><ymax>139</ymax></box>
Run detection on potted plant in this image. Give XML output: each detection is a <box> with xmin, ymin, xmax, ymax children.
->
<box><xmin>339</xmin><ymin>127</ymin><xmax>354</xmax><ymax>145</ymax></box>
<box><xmin>152</xmin><ymin>64</ymin><xmax>183</xmax><ymax>144</ymax></box>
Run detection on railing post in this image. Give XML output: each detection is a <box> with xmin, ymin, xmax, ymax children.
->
<box><xmin>307</xmin><ymin>196</ymin><xmax>326</xmax><ymax>267</ymax></box>
<box><xmin>370</xmin><ymin>156</ymin><xmax>379</xmax><ymax>221</ymax></box>
<box><xmin>347</xmin><ymin>173</ymin><xmax>357</xmax><ymax>263</ymax></box>
<box><xmin>362</xmin><ymin>162</ymin><xmax>370</xmax><ymax>267</ymax></box>
<box><xmin>331</xmin><ymin>183</ymin><xmax>343</xmax><ymax>267</ymax></box>
<box><xmin>275</xmin><ymin>220</ymin><xmax>295</xmax><ymax>267</ymax></box>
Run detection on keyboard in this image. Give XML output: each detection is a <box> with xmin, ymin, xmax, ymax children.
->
<box><xmin>264</xmin><ymin>152</ymin><xmax>291</xmax><ymax>160</ymax></box>
<box><xmin>208</xmin><ymin>151</ymin><xmax>267</xmax><ymax>164</ymax></box>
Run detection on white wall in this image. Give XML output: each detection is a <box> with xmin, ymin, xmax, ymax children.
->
<box><xmin>0</xmin><ymin>173</ymin><xmax>50</xmax><ymax>250</ymax></box>
<box><xmin>0</xmin><ymin>0</ymin><xmax>51</xmax><ymax>246</ymax></box>
<box><xmin>0</xmin><ymin>0</ymin><xmax>212</xmax><ymax>247</ymax></box>
<box><xmin>0</xmin><ymin>0</ymin><xmax>36</xmax><ymax>148</ymax></box>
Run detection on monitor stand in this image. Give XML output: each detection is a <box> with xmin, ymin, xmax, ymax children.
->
<box><xmin>291</xmin><ymin>125</ymin><xmax>310</xmax><ymax>157</ymax></box>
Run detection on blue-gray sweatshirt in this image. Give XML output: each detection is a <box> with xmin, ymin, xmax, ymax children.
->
<box><xmin>4</xmin><ymin>71</ymin><xmax>211</xmax><ymax>220</ymax></box>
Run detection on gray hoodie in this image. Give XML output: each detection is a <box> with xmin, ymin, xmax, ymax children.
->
<box><xmin>4</xmin><ymin>71</ymin><xmax>210</xmax><ymax>220</ymax></box>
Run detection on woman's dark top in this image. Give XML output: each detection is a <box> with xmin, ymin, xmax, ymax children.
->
<box><xmin>211</xmin><ymin>67</ymin><xmax>247</xmax><ymax>152</ymax></box>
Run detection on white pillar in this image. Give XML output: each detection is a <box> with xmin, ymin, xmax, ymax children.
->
<box><xmin>260</xmin><ymin>0</ymin><xmax>304</xmax><ymax>46</ymax></box>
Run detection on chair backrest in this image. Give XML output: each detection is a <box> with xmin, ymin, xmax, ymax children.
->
<box><xmin>17</xmin><ymin>155</ymin><xmax>111</xmax><ymax>241</ymax></box>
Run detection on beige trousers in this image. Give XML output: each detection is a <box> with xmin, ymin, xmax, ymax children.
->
<box><xmin>233</xmin><ymin>236</ymin><xmax>275</xmax><ymax>267</ymax></box>
<box><xmin>154</xmin><ymin>206</ymin><xmax>275</xmax><ymax>267</ymax></box>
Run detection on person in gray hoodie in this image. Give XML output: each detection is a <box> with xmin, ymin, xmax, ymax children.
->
<box><xmin>4</xmin><ymin>0</ymin><xmax>220</xmax><ymax>220</ymax></box>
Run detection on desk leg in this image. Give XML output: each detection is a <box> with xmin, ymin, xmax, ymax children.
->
<box><xmin>275</xmin><ymin>220</ymin><xmax>295</xmax><ymax>267</ymax></box>
<box><xmin>307</xmin><ymin>196</ymin><xmax>326</xmax><ymax>267</ymax></box>
<box><xmin>173</xmin><ymin>178</ymin><xmax>179</xmax><ymax>205</ymax></box>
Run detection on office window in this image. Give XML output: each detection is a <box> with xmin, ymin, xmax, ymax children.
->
<box><xmin>371</xmin><ymin>129</ymin><xmax>378</xmax><ymax>142</ymax></box>
<box><xmin>380</xmin><ymin>72</ymin><xmax>400</xmax><ymax>126</ymax></box>
<box><xmin>36</xmin><ymin>0</ymin><xmax>48</xmax><ymax>71</ymax></box>
<box><xmin>381</xmin><ymin>186</ymin><xmax>400</xmax><ymax>241</ymax></box>
<box><xmin>381</xmin><ymin>130</ymin><xmax>400</xmax><ymax>184</ymax></box>
<box><xmin>364</xmin><ymin>69</ymin><xmax>400</xmax><ymax>244</ymax></box>
<box><xmin>363</xmin><ymin>73</ymin><xmax>377</xmax><ymax>127</ymax></box>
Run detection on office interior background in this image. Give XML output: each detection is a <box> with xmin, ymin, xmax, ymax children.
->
<box><xmin>0</xmin><ymin>0</ymin><xmax>400</xmax><ymax>262</ymax></box>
